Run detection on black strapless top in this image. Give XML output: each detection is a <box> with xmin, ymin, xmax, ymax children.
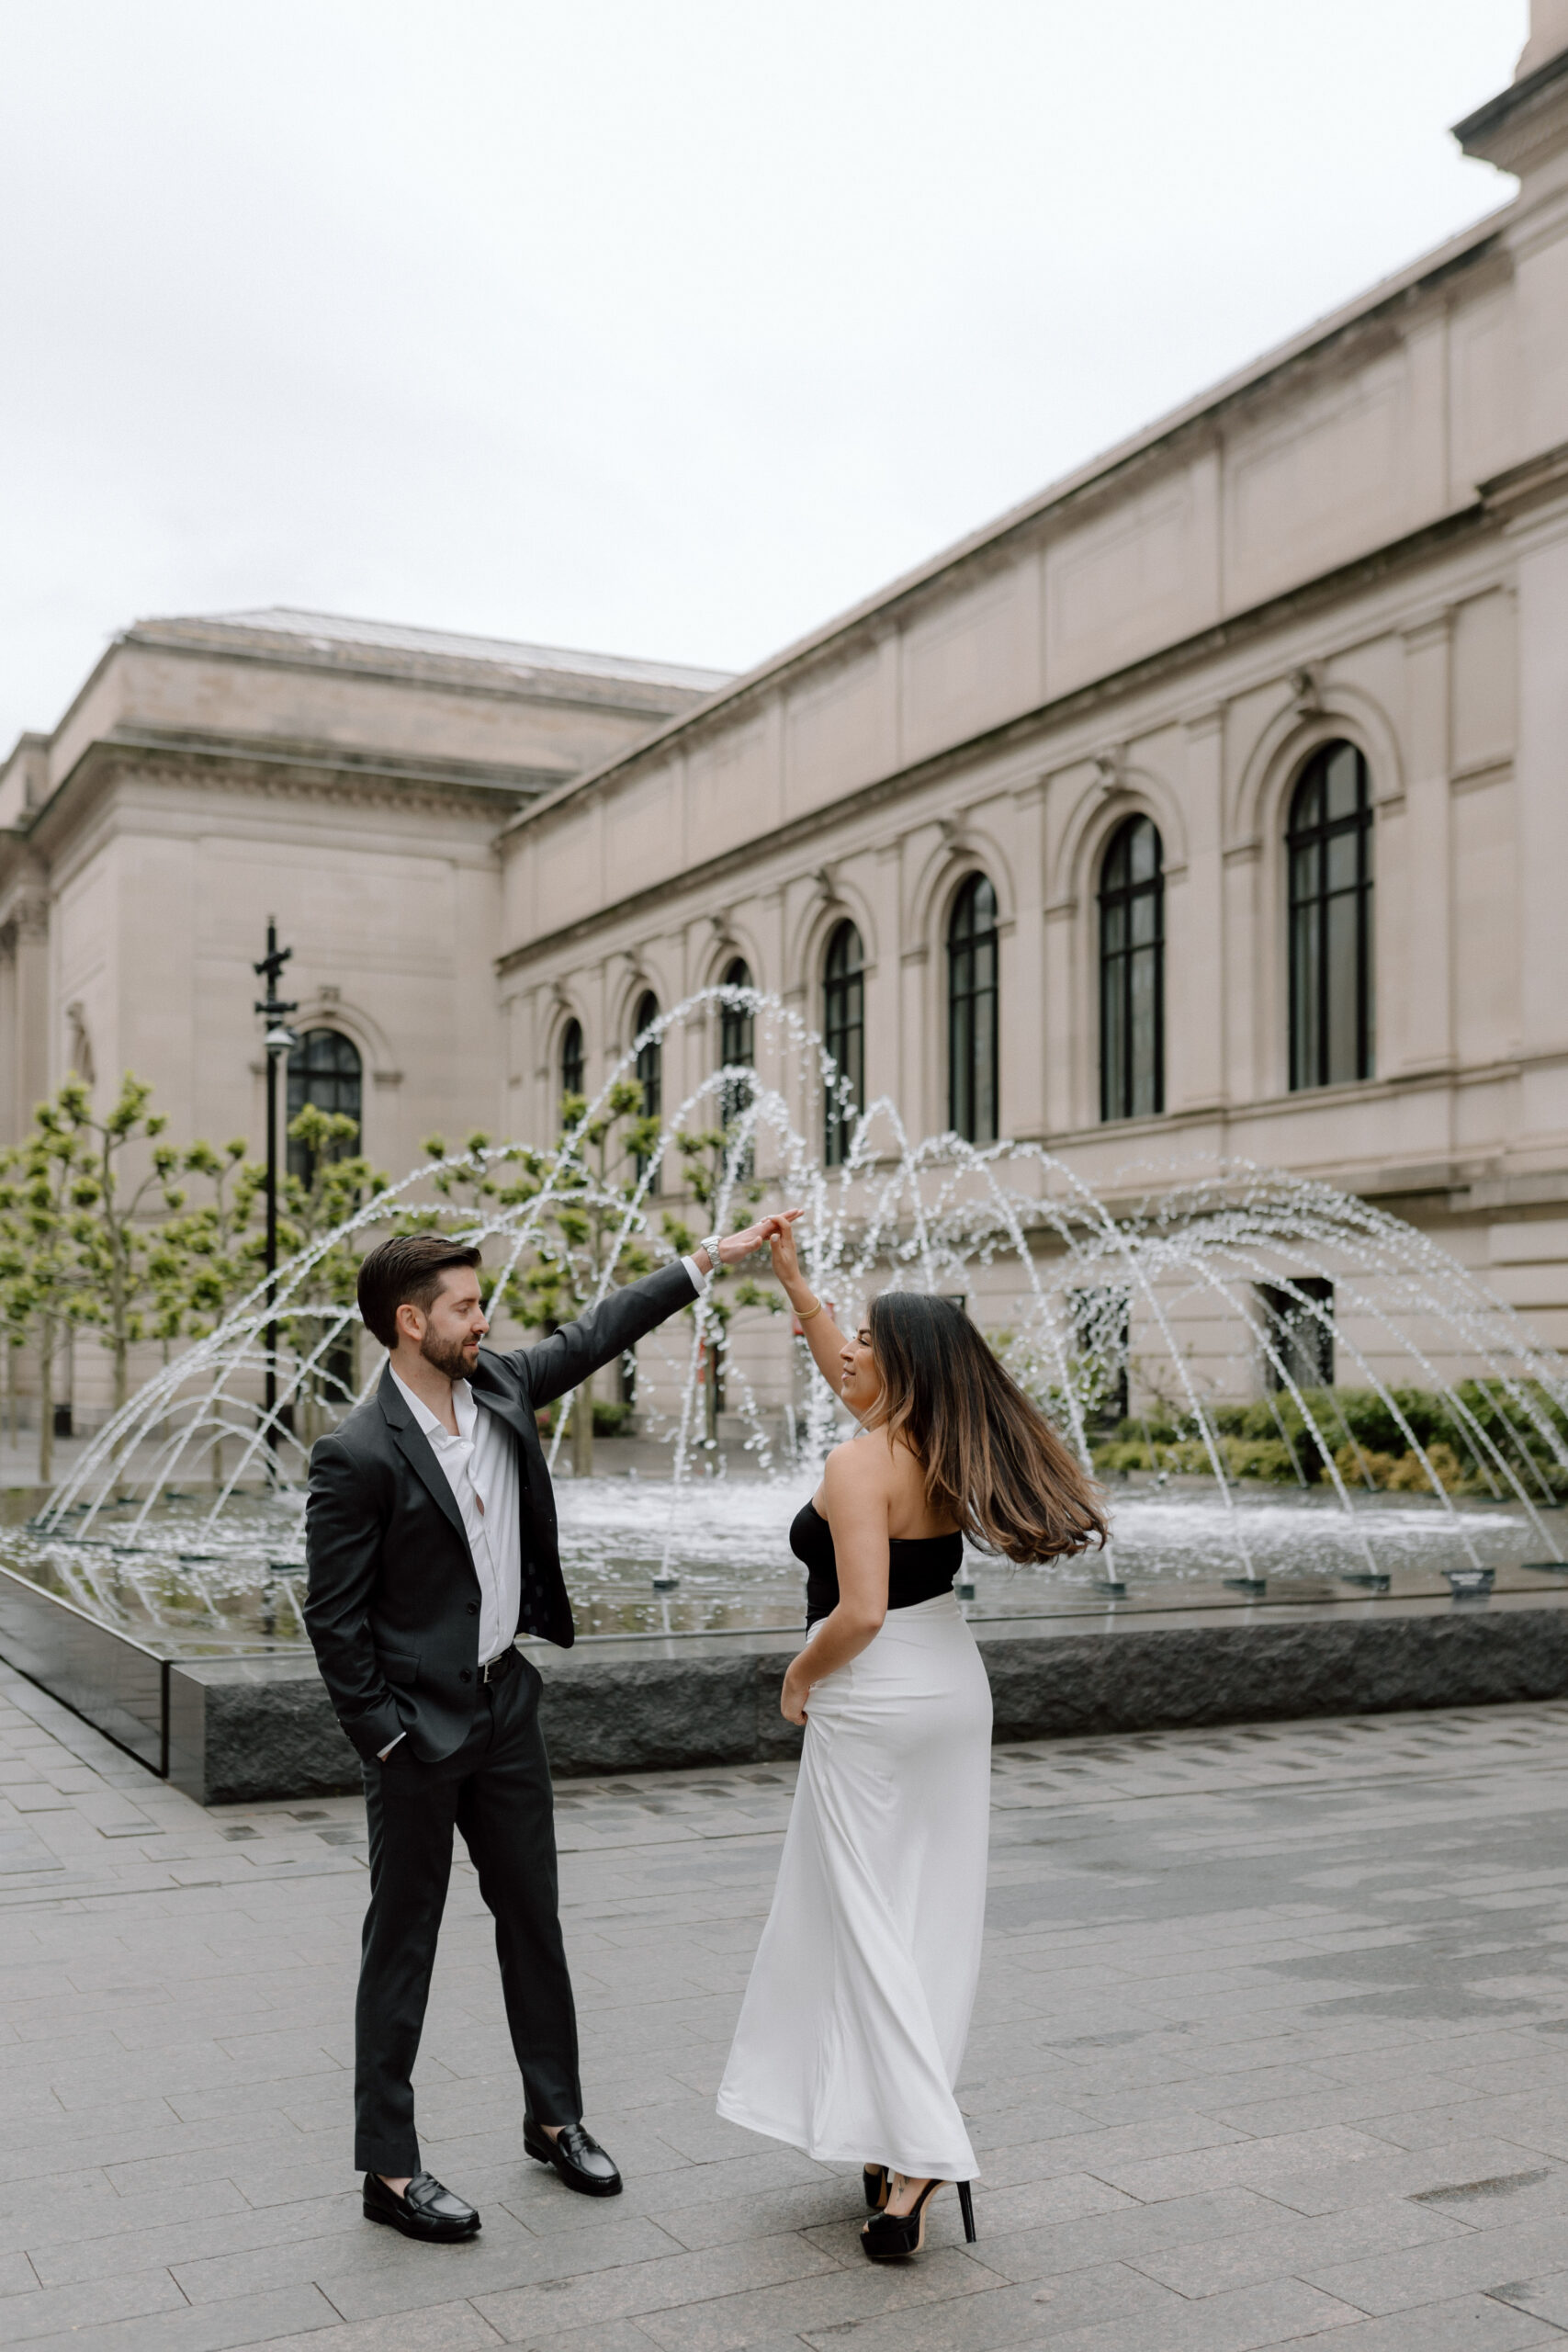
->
<box><xmin>791</xmin><ymin>1499</ymin><xmax>964</xmax><ymax>1628</ymax></box>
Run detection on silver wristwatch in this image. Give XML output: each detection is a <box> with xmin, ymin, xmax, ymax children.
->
<box><xmin>700</xmin><ymin>1233</ymin><xmax>724</xmax><ymax>1275</ymax></box>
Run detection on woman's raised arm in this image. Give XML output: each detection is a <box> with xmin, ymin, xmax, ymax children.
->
<box><xmin>765</xmin><ymin>1215</ymin><xmax>851</xmax><ymax>1395</ymax></box>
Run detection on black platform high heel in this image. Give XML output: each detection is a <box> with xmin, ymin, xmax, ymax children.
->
<box><xmin>862</xmin><ymin>2175</ymin><xmax>977</xmax><ymax>2260</ymax></box>
<box><xmin>863</xmin><ymin>2164</ymin><xmax>889</xmax><ymax>2211</ymax></box>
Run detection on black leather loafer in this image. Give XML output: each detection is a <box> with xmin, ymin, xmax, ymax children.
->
<box><xmin>362</xmin><ymin>2170</ymin><xmax>480</xmax><ymax>2241</ymax></box>
<box><xmin>524</xmin><ymin>2119</ymin><xmax>623</xmax><ymax>2197</ymax></box>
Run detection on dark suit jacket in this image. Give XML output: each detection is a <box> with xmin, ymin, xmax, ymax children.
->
<box><xmin>303</xmin><ymin>1260</ymin><xmax>697</xmax><ymax>1763</ymax></box>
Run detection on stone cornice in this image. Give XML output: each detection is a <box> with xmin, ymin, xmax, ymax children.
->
<box><xmin>1454</xmin><ymin>45</ymin><xmax>1568</xmax><ymax>179</ymax></box>
<box><xmin>497</xmin><ymin>497</ymin><xmax>1492</xmax><ymax>978</ymax></box>
<box><xmin>22</xmin><ymin>726</ymin><xmax>558</xmax><ymax>857</ymax></box>
<box><xmin>121</xmin><ymin>624</ymin><xmax>706</xmax><ymax>725</ymax></box>
<box><xmin>1480</xmin><ymin>436</ymin><xmax>1568</xmax><ymax>522</ymax></box>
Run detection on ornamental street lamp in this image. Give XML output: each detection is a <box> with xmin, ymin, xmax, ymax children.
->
<box><xmin>253</xmin><ymin>919</ymin><xmax>297</xmax><ymax>1454</ymax></box>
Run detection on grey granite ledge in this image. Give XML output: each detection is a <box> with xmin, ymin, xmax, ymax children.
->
<box><xmin>156</xmin><ymin>1585</ymin><xmax>1568</xmax><ymax>1804</ymax></box>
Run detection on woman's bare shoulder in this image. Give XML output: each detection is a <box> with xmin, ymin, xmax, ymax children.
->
<box><xmin>823</xmin><ymin>1432</ymin><xmax>895</xmax><ymax>1493</ymax></box>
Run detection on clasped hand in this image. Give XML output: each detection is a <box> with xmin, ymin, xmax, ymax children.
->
<box><xmin>707</xmin><ymin>1205</ymin><xmax>804</xmax><ymax>1269</ymax></box>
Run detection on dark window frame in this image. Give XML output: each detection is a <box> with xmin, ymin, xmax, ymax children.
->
<box><xmin>822</xmin><ymin>919</ymin><xmax>865</xmax><ymax>1168</ymax></box>
<box><xmin>558</xmin><ymin>1017</ymin><xmax>584</xmax><ymax>1105</ymax></box>
<box><xmin>718</xmin><ymin>956</ymin><xmax>754</xmax><ymax>1133</ymax></box>
<box><xmin>286</xmin><ymin>1027</ymin><xmax>363</xmax><ymax>1182</ymax></box>
<box><xmin>1260</xmin><ymin>1278</ymin><xmax>1335</xmax><ymax>1392</ymax></box>
<box><xmin>633</xmin><ymin>989</ymin><xmax>661</xmax><ymax>1192</ymax></box>
<box><xmin>1287</xmin><ymin>741</ymin><xmax>1374</xmax><ymax>1091</ymax></box>
<box><xmin>1098</xmin><ymin>815</ymin><xmax>1166</xmax><ymax>1123</ymax></box>
<box><xmin>947</xmin><ymin>873</ymin><xmax>999</xmax><ymax>1145</ymax></box>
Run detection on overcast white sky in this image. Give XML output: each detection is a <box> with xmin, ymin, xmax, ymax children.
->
<box><xmin>0</xmin><ymin>1</ymin><xmax>1529</xmax><ymax>752</ymax></box>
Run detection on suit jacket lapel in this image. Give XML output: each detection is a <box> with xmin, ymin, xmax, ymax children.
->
<box><xmin>469</xmin><ymin>1355</ymin><xmax>535</xmax><ymax>1450</ymax></box>
<box><xmin>377</xmin><ymin>1364</ymin><xmax>471</xmax><ymax>1555</ymax></box>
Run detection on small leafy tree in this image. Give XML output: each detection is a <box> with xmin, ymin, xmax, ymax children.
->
<box><xmin>274</xmin><ymin>1104</ymin><xmax>389</xmax><ymax>1442</ymax></box>
<box><xmin>40</xmin><ymin>1076</ymin><xmax>189</xmax><ymax>1420</ymax></box>
<box><xmin>160</xmin><ymin>1139</ymin><xmax>265</xmax><ymax>1482</ymax></box>
<box><xmin>0</xmin><ymin>1079</ymin><xmax>190</xmax><ymax>1478</ymax></box>
<box><xmin>508</xmin><ymin>1081</ymin><xmax>658</xmax><ymax>1476</ymax></box>
<box><xmin>660</xmin><ymin>1125</ymin><xmax>773</xmax><ymax>1450</ymax></box>
<box><xmin>0</xmin><ymin>1142</ymin><xmax>80</xmax><ymax>1485</ymax></box>
<box><xmin>419</xmin><ymin>1132</ymin><xmax>536</xmax><ymax>1317</ymax></box>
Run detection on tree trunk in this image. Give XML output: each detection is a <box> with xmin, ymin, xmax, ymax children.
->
<box><xmin>705</xmin><ymin>1343</ymin><xmax>720</xmax><ymax>1451</ymax></box>
<box><xmin>38</xmin><ymin>1320</ymin><xmax>53</xmax><ymax>1488</ymax></box>
<box><xmin>570</xmin><ymin>1374</ymin><xmax>594</xmax><ymax>1478</ymax></box>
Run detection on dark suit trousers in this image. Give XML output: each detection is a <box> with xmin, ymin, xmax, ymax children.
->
<box><xmin>354</xmin><ymin>1653</ymin><xmax>581</xmax><ymax>2175</ymax></box>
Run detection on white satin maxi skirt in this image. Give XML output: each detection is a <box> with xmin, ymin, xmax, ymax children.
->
<box><xmin>716</xmin><ymin>1591</ymin><xmax>992</xmax><ymax>2180</ymax></box>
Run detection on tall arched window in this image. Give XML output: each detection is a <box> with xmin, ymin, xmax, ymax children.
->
<box><xmin>1288</xmin><ymin>741</ymin><xmax>1373</xmax><ymax>1090</ymax></box>
<box><xmin>633</xmin><ymin>989</ymin><xmax>661</xmax><ymax>1191</ymax></box>
<box><xmin>558</xmin><ymin>1017</ymin><xmax>584</xmax><ymax>1106</ymax></box>
<box><xmin>287</xmin><ymin>1028</ymin><xmax>362</xmax><ymax>1181</ymax></box>
<box><xmin>823</xmin><ymin>919</ymin><xmax>864</xmax><ymax>1167</ymax></box>
<box><xmin>1099</xmin><ymin>816</ymin><xmax>1165</xmax><ymax>1122</ymax></box>
<box><xmin>948</xmin><ymin>874</ymin><xmax>998</xmax><ymax>1144</ymax></box>
<box><xmin>718</xmin><ymin>956</ymin><xmax>754</xmax><ymax>1128</ymax></box>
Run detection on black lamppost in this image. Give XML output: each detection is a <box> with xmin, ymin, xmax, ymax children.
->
<box><xmin>254</xmin><ymin>920</ymin><xmax>297</xmax><ymax>1453</ymax></box>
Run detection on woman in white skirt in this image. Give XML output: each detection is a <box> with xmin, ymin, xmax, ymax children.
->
<box><xmin>717</xmin><ymin>1221</ymin><xmax>1107</xmax><ymax>2259</ymax></box>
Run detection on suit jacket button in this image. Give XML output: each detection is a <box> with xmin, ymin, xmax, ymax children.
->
<box><xmin>459</xmin><ymin>1668</ymin><xmax>473</xmax><ymax>1683</ymax></box>
<box><xmin>466</xmin><ymin>1601</ymin><xmax>479</xmax><ymax>1614</ymax></box>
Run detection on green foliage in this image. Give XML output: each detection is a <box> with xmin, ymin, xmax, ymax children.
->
<box><xmin>1096</xmin><ymin>1380</ymin><xmax>1568</xmax><ymax>1497</ymax></box>
<box><xmin>1094</xmin><ymin>1433</ymin><xmax>1298</xmax><ymax>1484</ymax></box>
<box><xmin>659</xmin><ymin>1125</ymin><xmax>767</xmax><ymax>1446</ymax></box>
<box><xmin>419</xmin><ymin>1131</ymin><xmax>541</xmax><ymax>1310</ymax></box>
<box><xmin>25</xmin><ymin>1076</ymin><xmax>186</xmax><ymax>1413</ymax></box>
<box><xmin>506</xmin><ymin>1081</ymin><xmax>658</xmax><ymax>1474</ymax></box>
<box><xmin>162</xmin><ymin>1139</ymin><xmax>265</xmax><ymax>1335</ymax></box>
<box><xmin>508</xmin><ymin>1081</ymin><xmax>655</xmax><ymax>1338</ymax></box>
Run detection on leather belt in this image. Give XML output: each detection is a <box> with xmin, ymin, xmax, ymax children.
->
<box><xmin>479</xmin><ymin>1645</ymin><xmax>519</xmax><ymax>1685</ymax></box>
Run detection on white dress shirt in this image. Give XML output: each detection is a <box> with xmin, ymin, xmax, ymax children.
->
<box><xmin>390</xmin><ymin>1367</ymin><xmax>522</xmax><ymax>1663</ymax></box>
<box><xmin>378</xmin><ymin>1367</ymin><xmax>523</xmax><ymax>1758</ymax></box>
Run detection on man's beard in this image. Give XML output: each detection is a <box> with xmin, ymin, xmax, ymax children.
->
<box><xmin>420</xmin><ymin>1328</ymin><xmax>476</xmax><ymax>1382</ymax></box>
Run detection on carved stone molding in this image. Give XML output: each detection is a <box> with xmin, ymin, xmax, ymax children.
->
<box><xmin>1289</xmin><ymin>664</ymin><xmax>1325</xmax><ymax>718</ymax></box>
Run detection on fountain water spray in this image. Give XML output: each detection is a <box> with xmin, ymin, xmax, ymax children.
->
<box><xmin>28</xmin><ymin>985</ymin><xmax>1568</xmax><ymax>1642</ymax></box>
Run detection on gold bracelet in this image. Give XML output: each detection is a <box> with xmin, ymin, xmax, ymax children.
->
<box><xmin>796</xmin><ymin>1295</ymin><xmax>823</xmax><ymax>1323</ymax></box>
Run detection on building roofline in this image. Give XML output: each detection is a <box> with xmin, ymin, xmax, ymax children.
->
<box><xmin>127</xmin><ymin>608</ymin><xmax>733</xmax><ymax>700</ymax></box>
<box><xmin>1453</xmin><ymin>39</ymin><xmax>1568</xmax><ymax>157</ymax></box>
<box><xmin>502</xmin><ymin>201</ymin><xmax>1515</xmax><ymax>845</ymax></box>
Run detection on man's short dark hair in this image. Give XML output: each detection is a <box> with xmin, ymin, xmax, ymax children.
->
<box><xmin>357</xmin><ymin>1234</ymin><xmax>481</xmax><ymax>1350</ymax></box>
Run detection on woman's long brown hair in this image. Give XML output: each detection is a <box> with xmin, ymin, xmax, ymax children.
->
<box><xmin>868</xmin><ymin>1292</ymin><xmax>1107</xmax><ymax>1563</ymax></box>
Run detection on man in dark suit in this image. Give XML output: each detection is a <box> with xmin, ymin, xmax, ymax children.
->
<box><xmin>305</xmin><ymin>1221</ymin><xmax>778</xmax><ymax>2242</ymax></box>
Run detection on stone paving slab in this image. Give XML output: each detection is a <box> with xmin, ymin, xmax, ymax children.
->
<box><xmin>7</xmin><ymin>1662</ymin><xmax>1568</xmax><ymax>2345</ymax></box>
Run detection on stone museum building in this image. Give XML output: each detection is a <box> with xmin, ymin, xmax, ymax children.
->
<box><xmin>3</xmin><ymin>6</ymin><xmax>1568</xmax><ymax>1419</ymax></box>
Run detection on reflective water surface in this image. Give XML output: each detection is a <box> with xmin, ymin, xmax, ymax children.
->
<box><xmin>7</xmin><ymin>1473</ymin><xmax>1566</xmax><ymax>1658</ymax></box>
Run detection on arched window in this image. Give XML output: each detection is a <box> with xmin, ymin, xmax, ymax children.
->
<box><xmin>718</xmin><ymin>956</ymin><xmax>754</xmax><ymax>1134</ymax></box>
<box><xmin>633</xmin><ymin>989</ymin><xmax>661</xmax><ymax>1191</ymax></box>
<box><xmin>287</xmin><ymin>1028</ymin><xmax>362</xmax><ymax>1181</ymax></box>
<box><xmin>1099</xmin><ymin>817</ymin><xmax>1164</xmax><ymax>1122</ymax></box>
<box><xmin>558</xmin><ymin>1017</ymin><xmax>584</xmax><ymax>1106</ymax></box>
<box><xmin>1288</xmin><ymin>741</ymin><xmax>1373</xmax><ymax>1090</ymax></box>
<box><xmin>823</xmin><ymin>920</ymin><xmax>864</xmax><ymax>1168</ymax></box>
<box><xmin>947</xmin><ymin>874</ymin><xmax>998</xmax><ymax>1144</ymax></box>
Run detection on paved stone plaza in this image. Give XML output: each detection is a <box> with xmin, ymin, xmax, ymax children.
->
<box><xmin>6</xmin><ymin>1665</ymin><xmax>1568</xmax><ymax>2347</ymax></box>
